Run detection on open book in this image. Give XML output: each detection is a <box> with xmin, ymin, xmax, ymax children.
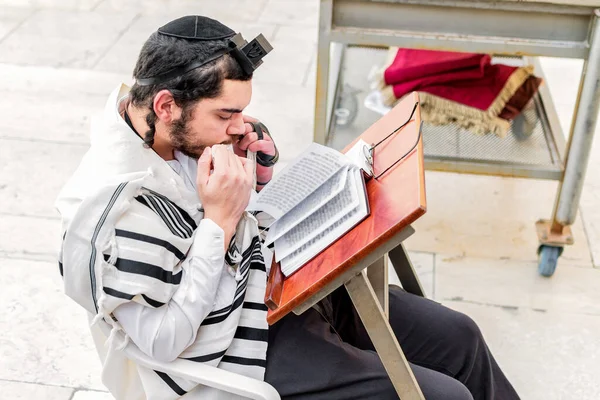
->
<box><xmin>248</xmin><ymin>142</ymin><xmax>370</xmax><ymax>277</ymax></box>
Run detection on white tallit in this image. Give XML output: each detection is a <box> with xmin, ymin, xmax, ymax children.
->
<box><xmin>55</xmin><ymin>84</ymin><xmax>269</xmax><ymax>399</ymax></box>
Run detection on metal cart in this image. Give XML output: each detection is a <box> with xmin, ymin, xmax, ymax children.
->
<box><xmin>313</xmin><ymin>0</ymin><xmax>600</xmax><ymax>277</ymax></box>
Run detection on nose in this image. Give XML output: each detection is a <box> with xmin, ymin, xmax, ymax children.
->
<box><xmin>227</xmin><ymin>113</ymin><xmax>246</xmax><ymax>136</ymax></box>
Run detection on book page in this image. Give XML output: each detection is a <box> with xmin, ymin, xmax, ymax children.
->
<box><xmin>273</xmin><ymin>167</ymin><xmax>359</xmax><ymax>261</ymax></box>
<box><xmin>264</xmin><ymin>167</ymin><xmax>348</xmax><ymax>246</ymax></box>
<box><xmin>248</xmin><ymin>143</ymin><xmax>351</xmax><ymax>219</ymax></box>
<box><xmin>280</xmin><ymin>168</ymin><xmax>369</xmax><ymax>276</ymax></box>
<box><xmin>344</xmin><ymin>138</ymin><xmax>373</xmax><ymax>177</ymax></box>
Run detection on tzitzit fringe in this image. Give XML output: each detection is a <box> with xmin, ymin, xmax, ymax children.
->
<box><xmin>373</xmin><ymin>46</ymin><xmax>399</xmax><ymax>91</ymax></box>
<box><xmin>376</xmin><ymin>47</ymin><xmax>535</xmax><ymax>137</ymax></box>
<box><xmin>418</xmin><ymin>92</ymin><xmax>511</xmax><ymax>138</ymax></box>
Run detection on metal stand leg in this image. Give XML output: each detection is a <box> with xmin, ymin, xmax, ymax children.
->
<box><xmin>538</xmin><ymin>9</ymin><xmax>600</xmax><ymax>276</ymax></box>
<box><xmin>314</xmin><ymin>0</ymin><xmax>333</xmax><ymax>145</ymax></box>
<box><xmin>552</xmin><ymin>9</ymin><xmax>600</xmax><ymax>228</ymax></box>
<box><xmin>367</xmin><ymin>256</ymin><xmax>389</xmax><ymax>317</ymax></box>
<box><xmin>345</xmin><ymin>270</ymin><xmax>425</xmax><ymax>400</ymax></box>
<box><xmin>388</xmin><ymin>243</ymin><xmax>426</xmax><ymax>297</ymax></box>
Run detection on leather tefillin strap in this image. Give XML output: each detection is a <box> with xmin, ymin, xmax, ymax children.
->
<box><xmin>248</xmin><ymin>121</ymin><xmax>279</xmax><ymax>168</ymax></box>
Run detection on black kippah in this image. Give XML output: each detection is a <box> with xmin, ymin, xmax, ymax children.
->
<box><xmin>136</xmin><ymin>15</ymin><xmax>272</xmax><ymax>86</ymax></box>
<box><xmin>158</xmin><ymin>15</ymin><xmax>235</xmax><ymax>41</ymax></box>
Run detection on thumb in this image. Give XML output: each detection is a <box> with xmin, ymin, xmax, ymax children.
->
<box><xmin>196</xmin><ymin>147</ymin><xmax>212</xmax><ymax>187</ymax></box>
<box><xmin>240</xmin><ymin>155</ymin><xmax>255</xmax><ymax>181</ymax></box>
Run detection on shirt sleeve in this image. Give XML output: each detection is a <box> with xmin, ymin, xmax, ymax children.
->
<box><xmin>113</xmin><ymin>218</ymin><xmax>226</xmax><ymax>363</ymax></box>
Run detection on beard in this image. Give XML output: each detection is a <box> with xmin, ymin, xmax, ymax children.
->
<box><xmin>169</xmin><ymin>108</ymin><xmax>235</xmax><ymax>159</ymax></box>
<box><xmin>168</xmin><ymin>109</ymin><xmax>206</xmax><ymax>159</ymax></box>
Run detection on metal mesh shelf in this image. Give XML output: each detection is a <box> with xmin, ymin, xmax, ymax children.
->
<box><xmin>328</xmin><ymin>46</ymin><xmax>565</xmax><ymax>180</ymax></box>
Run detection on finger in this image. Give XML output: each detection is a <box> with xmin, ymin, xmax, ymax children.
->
<box><xmin>240</xmin><ymin>155</ymin><xmax>255</xmax><ymax>181</ymax></box>
<box><xmin>232</xmin><ymin>153</ymin><xmax>247</xmax><ymax>177</ymax></box>
<box><xmin>248</xmin><ymin>140</ymin><xmax>275</xmax><ymax>155</ymax></box>
<box><xmin>243</xmin><ymin>122</ymin><xmax>255</xmax><ymax>135</ymax></box>
<box><xmin>211</xmin><ymin>144</ymin><xmax>230</xmax><ymax>173</ymax></box>
<box><xmin>196</xmin><ymin>147</ymin><xmax>212</xmax><ymax>186</ymax></box>
<box><xmin>229</xmin><ymin>153</ymin><xmax>248</xmax><ymax>187</ymax></box>
<box><xmin>237</xmin><ymin>131</ymin><xmax>260</xmax><ymax>151</ymax></box>
<box><xmin>241</xmin><ymin>115</ymin><xmax>259</xmax><ymax>136</ymax></box>
<box><xmin>232</xmin><ymin>143</ymin><xmax>246</xmax><ymax>158</ymax></box>
<box><xmin>242</xmin><ymin>114</ymin><xmax>259</xmax><ymax>124</ymax></box>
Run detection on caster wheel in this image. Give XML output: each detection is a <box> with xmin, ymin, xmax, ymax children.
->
<box><xmin>537</xmin><ymin>245</ymin><xmax>563</xmax><ymax>277</ymax></box>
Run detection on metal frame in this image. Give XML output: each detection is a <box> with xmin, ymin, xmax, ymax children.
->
<box><xmin>346</xmin><ymin>269</ymin><xmax>425</xmax><ymax>400</ymax></box>
<box><xmin>314</xmin><ymin>0</ymin><xmax>600</xmax><ymax>249</ymax></box>
<box><xmin>551</xmin><ymin>10</ymin><xmax>600</xmax><ymax>229</ymax></box>
<box><xmin>288</xmin><ymin>225</ymin><xmax>427</xmax><ymax>399</ymax></box>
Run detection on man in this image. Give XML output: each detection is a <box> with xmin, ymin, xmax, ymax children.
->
<box><xmin>56</xmin><ymin>15</ymin><xmax>520</xmax><ymax>400</ymax></box>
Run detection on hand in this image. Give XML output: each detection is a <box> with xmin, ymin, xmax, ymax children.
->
<box><xmin>196</xmin><ymin>145</ymin><xmax>254</xmax><ymax>249</ymax></box>
<box><xmin>233</xmin><ymin>115</ymin><xmax>275</xmax><ymax>188</ymax></box>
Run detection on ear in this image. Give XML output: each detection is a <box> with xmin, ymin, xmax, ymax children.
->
<box><xmin>152</xmin><ymin>90</ymin><xmax>180</xmax><ymax>123</ymax></box>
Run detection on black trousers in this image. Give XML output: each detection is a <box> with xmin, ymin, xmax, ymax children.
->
<box><xmin>265</xmin><ymin>285</ymin><xmax>520</xmax><ymax>400</ymax></box>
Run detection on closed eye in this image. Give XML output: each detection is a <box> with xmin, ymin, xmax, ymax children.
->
<box><xmin>218</xmin><ymin>113</ymin><xmax>234</xmax><ymax>121</ymax></box>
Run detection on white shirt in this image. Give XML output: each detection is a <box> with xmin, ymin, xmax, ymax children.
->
<box><xmin>113</xmin><ymin>151</ymin><xmax>235</xmax><ymax>363</ymax></box>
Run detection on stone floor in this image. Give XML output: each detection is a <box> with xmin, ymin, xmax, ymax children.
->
<box><xmin>1</xmin><ymin>1</ymin><xmax>599</xmax><ymax>399</ymax></box>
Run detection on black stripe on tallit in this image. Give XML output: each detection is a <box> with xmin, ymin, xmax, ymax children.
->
<box><xmin>151</xmin><ymin>194</ymin><xmax>192</xmax><ymax>238</ymax></box>
<box><xmin>233</xmin><ymin>268</ymin><xmax>251</xmax><ymax>298</ymax></box>
<box><xmin>149</xmin><ymin>195</ymin><xmax>191</xmax><ymax>237</ymax></box>
<box><xmin>221</xmin><ymin>355</ymin><xmax>267</xmax><ymax>368</ymax></box>
<box><xmin>224</xmin><ymin>234</ymin><xmax>239</xmax><ymax>266</ymax></box>
<box><xmin>224</xmin><ymin>252</ymin><xmax>235</xmax><ymax>266</ymax></box>
<box><xmin>234</xmin><ymin>326</ymin><xmax>269</xmax><ymax>342</ymax></box>
<box><xmin>202</xmin><ymin>276</ymin><xmax>249</xmax><ymax>323</ymax></box>
<box><xmin>243</xmin><ymin>302</ymin><xmax>269</xmax><ymax>311</ymax></box>
<box><xmin>205</xmin><ymin>258</ymin><xmax>253</xmax><ymax>320</ymax></box>
<box><xmin>203</xmin><ymin>259</ymin><xmax>258</xmax><ymax>323</ymax></box>
<box><xmin>115</xmin><ymin>229</ymin><xmax>185</xmax><ymax>260</ymax></box>
<box><xmin>184</xmin><ymin>349</ymin><xmax>228</xmax><ymax>363</ymax></box>
<box><xmin>201</xmin><ymin>236</ymin><xmax>266</xmax><ymax>325</ymax></box>
<box><xmin>135</xmin><ymin>195</ymin><xmax>189</xmax><ymax>239</ymax></box>
<box><xmin>205</xmin><ymin>303</ymin><xmax>231</xmax><ymax>319</ymax></box>
<box><xmin>155</xmin><ymin>371</ymin><xmax>187</xmax><ymax>396</ymax></box>
<box><xmin>103</xmin><ymin>286</ymin><xmax>135</xmax><ymax>300</ymax></box>
<box><xmin>236</xmin><ymin>257</ymin><xmax>253</xmax><ymax>279</ymax></box>
<box><xmin>235</xmin><ymin>237</ymin><xmax>263</xmax><ymax>275</ymax></box>
<box><xmin>143</xmin><ymin>194</ymin><xmax>188</xmax><ymax>238</ymax></box>
<box><xmin>242</xmin><ymin>236</ymin><xmax>261</xmax><ymax>258</ymax></box>
<box><xmin>142</xmin><ymin>294</ymin><xmax>165</xmax><ymax>308</ymax></box>
<box><xmin>134</xmin><ymin>196</ymin><xmax>179</xmax><ymax>237</ymax></box>
<box><xmin>249</xmin><ymin>260</ymin><xmax>267</xmax><ymax>273</ymax></box>
<box><xmin>144</xmin><ymin>187</ymin><xmax>197</xmax><ymax>232</ymax></box>
<box><xmin>58</xmin><ymin>261</ymin><xmax>63</xmax><ymax>277</ymax></box>
<box><xmin>102</xmin><ymin>286</ymin><xmax>165</xmax><ymax>308</ymax></box>
<box><xmin>103</xmin><ymin>254</ymin><xmax>182</xmax><ymax>285</ymax></box>
<box><xmin>236</xmin><ymin>256</ymin><xmax>266</xmax><ymax>280</ymax></box>
<box><xmin>90</xmin><ymin>182</ymin><xmax>128</xmax><ymax>313</ymax></box>
<box><xmin>201</xmin><ymin>289</ymin><xmax>246</xmax><ymax>326</ymax></box>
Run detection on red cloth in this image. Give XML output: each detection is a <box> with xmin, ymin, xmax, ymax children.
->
<box><xmin>393</xmin><ymin>64</ymin><xmax>518</xmax><ymax>111</ymax></box>
<box><xmin>384</xmin><ymin>48</ymin><xmax>490</xmax><ymax>85</ymax></box>
<box><xmin>499</xmin><ymin>75</ymin><xmax>542</xmax><ymax>120</ymax></box>
<box><xmin>385</xmin><ymin>48</ymin><xmax>520</xmax><ymax>112</ymax></box>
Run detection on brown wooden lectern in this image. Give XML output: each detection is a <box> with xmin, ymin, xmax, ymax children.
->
<box><xmin>265</xmin><ymin>92</ymin><xmax>427</xmax><ymax>400</ymax></box>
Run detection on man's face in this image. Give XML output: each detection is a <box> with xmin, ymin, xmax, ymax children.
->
<box><xmin>169</xmin><ymin>79</ymin><xmax>252</xmax><ymax>158</ymax></box>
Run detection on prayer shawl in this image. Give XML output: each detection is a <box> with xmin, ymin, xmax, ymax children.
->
<box><xmin>55</xmin><ymin>84</ymin><xmax>269</xmax><ymax>399</ymax></box>
<box><xmin>378</xmin><ymin>48</ymin><xmax>542</xmax><ymax>137</ymax></box>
